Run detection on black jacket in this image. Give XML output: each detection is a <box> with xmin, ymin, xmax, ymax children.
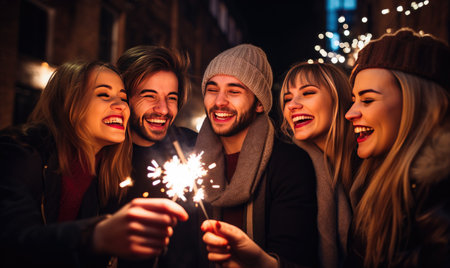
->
<box><xmin>0</xmin><ymin>125</ymin><xmax>109</xmax><ymax>267</ymax></box>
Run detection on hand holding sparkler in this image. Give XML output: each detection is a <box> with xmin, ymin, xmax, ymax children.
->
<box><xmin>92</xmin><ymin>198</ymin><xmax>188</xmax><ymax>259</ymax></box>
<box><xmin>201</xmin><ymin>220</ymin><xmax>278</xmax><ymax>268</ymax></box>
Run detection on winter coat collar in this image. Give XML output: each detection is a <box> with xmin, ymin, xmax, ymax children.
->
<box><xmin>410</xmin><ymin>126</ymin><xmax>450</xmax><ymax>184</ymax></box>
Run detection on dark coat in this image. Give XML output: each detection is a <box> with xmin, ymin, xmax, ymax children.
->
<box><xmin>0</xmin><ymin>125</ymin><xmax>109</xmax><ymax>268</ymax></box>
<box><xmin>254</xmin><ymin>138</ymin><xmax>318</xmax><ymax>268</ymax></box>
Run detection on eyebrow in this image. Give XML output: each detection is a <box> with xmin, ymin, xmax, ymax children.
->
<box><xmin>299</xmin><ymin>84</ymin><xmax>319</xmax><ymax>90</ymax></box>
<box><xmin>284</xmin><ymin>83</ymin><xmax>318</xmax><ymax>94</ymax></box>
<box><xmin>96</xmin><ymin>84</ymin><xmax>112</xmax><ymax>89</ymax></box>
<box><xmin>357</xmin><ymin>89</ymin><xmax>382</xmax><ymax>96</ymax></box>
<box><xmin>205</xmin><ymin>81</ymin><xmax>247</xmax><ymax>90</ymax></box>
<box><xmin>139</xmin><ymin>89</ymin><xmax>178</xmax><ymax>96</ymax></box>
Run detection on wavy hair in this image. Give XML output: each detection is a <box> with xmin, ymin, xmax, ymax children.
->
<box><xmin>353</xmin><ymin>71</ymin><xmax>449</xmax><ymax>267</ymax></box>
<box><xmin>28</xmin><ymin>61</ymin><xmax>132</xmax><ymax>205</ymax></box>
<box><xmin>117</xmin><ymin>45</ymin><xmax>191</xmax><ymax>110</ymax></box>
<box><xmin>279</xmin><ymin>62</ymin><xmax>356</xmax><ymax>192</ymax></box>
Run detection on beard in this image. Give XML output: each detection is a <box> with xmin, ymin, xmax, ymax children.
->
<box><xmin>207</xmin><ymin>100</ymin><xmax>258</xmax><ymax>137</ymax></box>
<box><xmin>129</xmin><ymin>110</ymin><xmax>172</xmax><ymax>143</ymax></box>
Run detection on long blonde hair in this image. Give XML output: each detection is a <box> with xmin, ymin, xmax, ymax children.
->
<box><xmin>353</xmin><ymin>70</ymin><xmax>449</xmax><ymax>267</ymax></box>
<box><xmin>29</xmin><ymin>61</ymin><xmax>132</xmax><ymax>205</ymax></box>
<box><xmin>279</xmin><ymin>62</ymin><xmax>356</xmax><ymax>192</ymax></box>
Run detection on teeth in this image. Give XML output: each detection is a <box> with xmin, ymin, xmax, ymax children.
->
<box><xmin>215</xmin><ymin>112</ymin><xmax>233</xmax><ymax>118</ymax></box>
<box><xmin>292</xmin><ymin>115</ymin><xmax>313</xmax><ymax>123</ymax></box>
<box><xmin>354</xmin><ymin>126</ymin><xmax>374</xmax><ymax>133</ymax></box>
<box><xmin>148</xmin><ymin>118</ymin><xmax>167</xmax><ymax>124</ymax></box>
<box><xmin>103</xmin><ymin>117</ymin><xmax>123</xmax><ymax>125</ymax></box>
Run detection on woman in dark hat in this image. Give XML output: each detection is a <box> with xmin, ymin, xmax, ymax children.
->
<box><xmin>345</xmin><ymin>28</ymin><xmax>450</xmax><ymax>267</ymax></box>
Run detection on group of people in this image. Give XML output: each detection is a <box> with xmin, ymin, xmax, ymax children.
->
<box><xmin>0</xmin><ymin>27</ymin><xmax>448</xmax><ymax>268</ymax></box>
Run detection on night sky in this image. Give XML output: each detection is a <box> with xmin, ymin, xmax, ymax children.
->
<box><xmin>227</xmin><ymin>0</ymin><xmax>326</xmax><ymax>84</ymax></box>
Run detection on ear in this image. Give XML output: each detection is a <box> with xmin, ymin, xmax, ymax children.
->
<box><xmin>255</xmin><ymin>101</ymin><xmax>264</xmax><ymax>113</ymax></box>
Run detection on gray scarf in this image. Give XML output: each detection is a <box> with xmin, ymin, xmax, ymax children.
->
<box><xmin>195</xmin><ymin>114</ymin><xmax>274</xmax><ymax>207</ymax></box>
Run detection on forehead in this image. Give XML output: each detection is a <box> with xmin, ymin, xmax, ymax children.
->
<box><xmin>353</xmin><ymin>68</ymin><xmax>398</xmax><ymax>92</ymax></box>
<box><xmin>133</xmin><ymin>70</ymin><xmax>179</xmax><ymax>94</ymax></box>
<box><xmin>208</xmin><ymin>75</ymin><xmax>247</xmax><ymax>88</ymax></box>
<box><xmin>88</xmin><ymin>67</ymin><xmax>121</xmax><ymax>86</ymax></box>
<box><xmin>285</xmin><ymin>69</ymin><xmax>321</xmax><ymax>89</ymax></box>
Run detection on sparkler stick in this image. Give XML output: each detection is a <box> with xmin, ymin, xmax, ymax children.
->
<box><xmin>171</xmin><ymin>139</ymin><xmax>210</xmax><ymax>220</ymax></box>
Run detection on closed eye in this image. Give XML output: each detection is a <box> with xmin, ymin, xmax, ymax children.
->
<box><xmin>303</xmin><ymin>91</ymin><xmax>316</xmax><ymax>96</ymax></box>
<box><xmin>98</xmin><ymin>93</ymin><xmax>109</xmax><ymax>98</ymax></box>
<box><xmin>362</xmin><ymin>99</ymin><xmax>374</xmax><ymax>104</ymax></box>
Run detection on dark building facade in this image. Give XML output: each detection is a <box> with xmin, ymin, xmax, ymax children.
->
<box><xmin>0</xmin><ymin>0</ymin><xmax>244</xmax><ymax>130</ymax></box>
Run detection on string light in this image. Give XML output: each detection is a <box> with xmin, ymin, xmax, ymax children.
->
<box><xmin>311</xmin><ymin>0</ymin><xmax>432</xmax><ymax>65</ymax></box>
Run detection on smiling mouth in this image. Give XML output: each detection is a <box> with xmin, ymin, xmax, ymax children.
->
<box><xmin>354</xmin><ymin>126</ymin><xmax>374</xmax><ymax>140</ymax></box>
<box><xmin>214</xmin><ymin>112</ymin><xmax>235</xmax><ymax>121</ymax></box>
<box><xmin>292</xmin><ymin>115</ymin><xmax>314</xmax><ymax>127</ymax></box>
<box><xmin>103</xmin><ymin>116</ymin><xmax>124</xmax><ymax>127</ymax></box>
<box><xmin>145</xmin><ymin>118</ymin><xmax>168</xmax><ymax>127</ymax></box>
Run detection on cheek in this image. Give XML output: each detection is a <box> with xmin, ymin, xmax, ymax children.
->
<box><xmin>131</xmin><ymin>99</ymin><xmax>151</xmax><ymax>114</ymax></box>
<box><xmin>283</xmin><ymin>107</ymin><xmax>293</xmax><ymax>126</ymax></box>
<box><xmin>168</xmin><ymin>104</ymin><xmax>178</xmax><ymax>119</ymax></box>
<box><xmin>203</xmin><ymin>95</ymin><xmax>213</xmax><ymax>107</ymax></box>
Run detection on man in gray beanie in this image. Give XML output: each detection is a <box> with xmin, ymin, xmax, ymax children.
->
<box><xmin>195</xmin><ymin>44</ymin><xmax>318</xmax><ymax>267</ymax></box>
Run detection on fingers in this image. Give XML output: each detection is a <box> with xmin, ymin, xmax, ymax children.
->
<box><xmin>131</xmin><ymin>198</ymin><xmax>189</xmax><ymax>221</ymax></box>
<box><xmin>208</xmin><ymin>252</ymin><xmax>232</xmax><ymax>262</ymax></box>
<box><xmin>202</xmin><ymin>220</ymin><xmax>245</xmax><ymax>244</ymax></box>
<box><xmin>128</xmin><ymin>220</ymin><xmax>173</xmax><ymax>238</ymax></box>
<box><xmin>127</xmin><ymin>205</ymin><xmax>176</xmax><ymax>227</ymax></box>
<box><xmin>203</xmin><ymin>231</ymin><xmax>229</xmax><ymax>246</ymax></box>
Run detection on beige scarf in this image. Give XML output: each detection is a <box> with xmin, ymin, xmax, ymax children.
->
<box><xmin>195</xmin><ymin>114</ymin><xmax>274</xmax><ymax>207</ymax></box>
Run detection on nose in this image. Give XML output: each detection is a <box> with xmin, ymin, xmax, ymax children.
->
<box><xmin>111</xmin><ymin>97</ymin><xmax>128</xmax><ymax>111</ymax></box>
<box><xmin>154</xmin><ymin>98</ymin><xmax>169</xmax><ymax>115</ymax></box>
<box><xmin>345</xmin><ymin>103</ymin><xmax>361</xmax><ymax>121</ymax></box>
<box><xmin>286</xmin><ymin>95</ymin><xmax>303</xmax><ymax>110</ymax></box>
<box><xmin>215</xmin><ymin>91</ymin><xmax>229</xmax><ymax>107</ymax></box>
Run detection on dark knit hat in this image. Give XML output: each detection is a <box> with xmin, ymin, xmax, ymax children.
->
<box><xmin>201</xmin><ymin>44</ymin><xmax>273</xmax><ymax>113</ymax></box>
<box><xmin>350</xmin><ymin>28</ymin><xmax>450</xmax><ymax>90</ymax></box>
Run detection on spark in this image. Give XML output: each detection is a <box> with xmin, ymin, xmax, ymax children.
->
<box><xmin>119</xmin><ymin>176</ymin><xmax>133</xmax><ymax>188</ymax></box>
<box><xmin>147</xmin><ymin>151</ymin><xmax>216</xmax><ymax>202</ymax></box>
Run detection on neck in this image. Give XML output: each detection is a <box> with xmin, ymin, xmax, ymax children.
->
<box><xmin>131</xmin><ymin>131</ymin><xmax>155</xmax><ymax>147</ymax></box>
<box><xmin>312</xmin><ymin>135</ymin><xmax>328</xmax><ymax>156</ymax></box>
<box><xmin>219</xmin><ymin>128</ymin><xmax>249</xmax><ymax>154</ymax></box>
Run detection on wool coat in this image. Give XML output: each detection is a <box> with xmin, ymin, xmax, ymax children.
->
<box><xmin>346</xmin><ymin>127</ymin><xmax>450</xmax><ymax>267</ymax></box>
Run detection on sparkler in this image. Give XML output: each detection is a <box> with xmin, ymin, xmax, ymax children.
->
<box><xmin>147</xmin><ymin>144</ymin><xmax>213</xmax><ymax>219</ymax></box>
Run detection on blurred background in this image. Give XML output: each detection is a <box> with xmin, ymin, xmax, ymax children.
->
<box><xmin>1</xmin><ymin>0</ymin><xmax>448</xmax><ymax>131</ymax></box>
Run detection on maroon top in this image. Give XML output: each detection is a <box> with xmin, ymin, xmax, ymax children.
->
<box><xmin>222</xmin><ymin>152</ymin><xmax>245</xmax><ymax>229</ymax></box>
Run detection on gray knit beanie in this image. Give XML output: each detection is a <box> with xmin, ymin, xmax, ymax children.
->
<box><xmin>201</xmin><ymin>44</ymin><xmax>273</xmax><ymax>113</ymax></box>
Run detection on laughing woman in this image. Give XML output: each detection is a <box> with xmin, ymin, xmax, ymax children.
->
<box><xmin>280</xmin><ymin>62</ymin><xmax>356</xmax><ymax>268</ymax></box>
<box><xmin>0</xmin><ymin>61</ymin><xmax>188</xmax><ymax>267</ymax></box>
<box><xmin>345</xmin><ymin>28</ymin><xmax>450</xmax><ymax>267</ymax></box>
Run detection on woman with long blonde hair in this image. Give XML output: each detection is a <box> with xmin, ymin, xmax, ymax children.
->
<box><xmin>345</xmin><ymin>28</ymin><xmax>450</xmax><ymax>267</ymax></box>
<box><xmin>0</xmin><ymin>61</ymin><xmax>188</xmax><ymax>267</ymax></box>
<box><xmin>280</xmin><ymin>62</ymin><xmax>356</xmax><ymax>268</ymax></box>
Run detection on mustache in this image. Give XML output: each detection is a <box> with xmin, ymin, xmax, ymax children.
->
<box><xmin>142</xmin><ymin>112</ymin><xmax>173</xmax><ymax>121</ymax></box>
<box><xmin>208</xmin><ymin>106</ymin><xmax>236</xmax><ymax>114</ymax></box>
